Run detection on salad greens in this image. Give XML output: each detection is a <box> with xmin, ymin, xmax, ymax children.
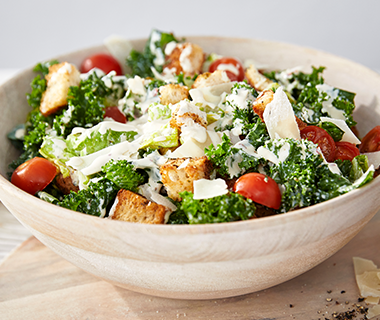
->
<box><xmin>8</xmin><ymin>29</ymin><xmax>376</xmax><ymax>225</ymax></box>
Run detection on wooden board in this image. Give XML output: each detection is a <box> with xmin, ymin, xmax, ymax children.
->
<box><xmin>0</xmin><ymin>212</ymin><xmax>379</xmax><ymax>320</ymax></box>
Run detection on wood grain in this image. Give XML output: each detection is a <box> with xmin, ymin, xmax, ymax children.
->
<box><xmin>0</xmin><ymin>212</ymin><xmax>379</xmax><ymax>320</ymax></box>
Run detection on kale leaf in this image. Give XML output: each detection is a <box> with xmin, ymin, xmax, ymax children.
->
<box><xmin>57</xmin><ymin>160</ymin><xmax>146</xmax><ymax>216</ymax></box>
<box><xmin>53</xmin><ymin>83</ymin><xmax>105</xmax><ymax>137</ymax></box>
<box><xmin>126</xmin><ymin>29</ymin><xmax>179</xmax><ymax>78</ymax></box>
<box><xmin>173</xmin><ymin>191</ymin><xmax>256</xmax><ymax>224</ymax></box>
<box><xmin>320</xmin><ymin>121</ymin><xmax>344</xmax><ymax>142</ymax></box>
<box><xmin>205</xmin><ymin>134</ymin><xmax>262</xmax><ymax>178</ymax></box>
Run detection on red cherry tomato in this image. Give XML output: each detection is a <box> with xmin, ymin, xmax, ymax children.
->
<box><xmin>233</xmin><ymin>173</ymin><xmax>282</xmax><ymax>210</ymax></box>
<box><xmin>209</xmin><ymin>57</ymin><xmax>245</xmax><ymax>82</ymax></box>
<box><xmin>300</xmin><ymin>126</ymin><xmax>336</xmax><ymax>162</ymax></box>
<box><xmin>80</xmin><ymin>53</ymin><xmax>123</xmax><ymax>75</ymax></box>
<box><xmin>334</xmin><ymin>141</ymin><xmax>360</xmax><ymax>161</ymax></box>
<box><xmin>359</xmin><ymin>126</ymin><xmax>380</xmax><ymax>153</ymax></box>
<box><xmin>104</xmin><ymin>106</ymin><xmax>127</xmax><ymax>123</ymax></box>
<box><xmin>11</xmin><ymin>157</ymin><xmax>57</xmax><ymax>195</ymax></box>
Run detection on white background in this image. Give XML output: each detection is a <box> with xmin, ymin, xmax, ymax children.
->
<box><xmin>0</xmin><ymin>0</ymin><xmax>379</xmax><ymax>70</ymax></box>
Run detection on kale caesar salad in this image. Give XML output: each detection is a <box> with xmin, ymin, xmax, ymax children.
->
<box><xmin>7</xmin><ymin>30</ymin><xmax>380</xmax><ymax>224</ymax></box>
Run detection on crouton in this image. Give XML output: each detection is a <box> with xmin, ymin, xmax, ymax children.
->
<box><xmin>192</xmin><ymin>70</ymin><xmax>231</xmax><ymax>89</ymax></box>
<box><xmin>55</xmin><ymin>173</ymin><xmax>79</xmax><ymax>195</ymax></box>
<box><xmin>252</xmin><ymin>89</ymin><xmax>307</xmax><ymax>130</ymax></box>
<box><xmin>245</xmin><ymin>64</ymin><xmax>273</xmax><ymax>92</ymax></box>
<box><xmin>170</xmin><ymin>100</ymin><xmax>207</xmax><ymax>132</ymax></box>
<box><xmin>160</xmin><ymin>157</ymin><xmax>212</xmax><ymax>201</ymax></box>
<box><xmin>111</xmin><ymin>189</ymin><xmax>166</xmax><ymax>224</ymax></box>
<box><xmin>160</xmin><ymin>84</ymin><xmax>189</xmax><ymax>105</ymax></box>
<box><xmin>252</xmin><ymin>90</ymin><xmax>274</xmax><ymax>121</ymax></box>
<box><xmin>165</xmin><ymin>43</ymin><xmax>204</xmax><ymax>77</ymax></box>
<box><xmin>40</xmin><ymin>62</ymin><xmax>81</xmax><ymax>116</ymax></box>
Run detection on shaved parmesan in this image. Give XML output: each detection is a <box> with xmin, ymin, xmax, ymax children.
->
<box><xmin>366</xmin><ymin>296</ymin><xmax>380</xmax><ymax>305</ymax></box>
<box><xmin>104</xmin><ymin>35</ymin><xmax>133</xmax><ymax>74</ymax></box>
<box><xmin>193</xmin><ymin>179</ymin><xmax>228</xmax><ymax>200</ymax></box>
<box><xmin>316</xmin><ymin>84</ymin><xmax>346</xmax><ymax>120</ymax></box>
<box><xmin>320</xmin><ymin>117</ymin><xmax>361</xmax><ymax>145</ymax></box>
<box><xmin>363</xmin><ymin>151</ymin><xmax>380</xmax><ymax>169</ymax></box>
<box><xmin>367</xmin><ymin>305</ymin><xmax>380</xmax><ymax>319</ymax></box>
<box><xmin>168</xmin><ymin>138</ymin><xmax>205</xmax><ymax>158</ymax></box>
<box><xmin>356</xmin><ymin>271</ymin><xmax>380</xmax><ymax>297</ymax></box>
<box><xmin>263</xmin><ymin>87</ymin><xmax>300</xmax><ymax>140</ymax></box>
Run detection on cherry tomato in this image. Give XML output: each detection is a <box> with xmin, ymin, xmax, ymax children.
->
<box><xmin>334</xmin><ymin>141</ymin><xmax>360</xmax><ymax>161</ymax></box>
<box><xmin>11</xmin><ymin>157</ymin><xmax>57</xmax><ymax>195</ymax></box>
<box><xmin>104</xmin><ymin>106</ymin><xmax>127</xmax><ymax>123</ymax></box>
<box><xmin>233</xmin><ymin>173</ymin><xmax>282</xmax><ymax>210</ymax></box>
<box><xmin>359</xmin><ymin>126</ymin><xmax>380</xmax><ymax>153</ymax></box>
<box><xmin>80</xmin><ymin>53</ymin><xmax>123</xmax><ymax>75</ymax></box>
<box><xmin>209</xmin><ymin>57</ymin><xmax>245</xmax><ymax>82</ymax></box>
<box><xmin>300</xmin><ymin>126</ymin><xmax>336</xmax><ymax>162</ymax></box>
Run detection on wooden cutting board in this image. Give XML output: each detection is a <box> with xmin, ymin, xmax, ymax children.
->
<box><xmin>0</xmin><ymin>212</ymin><xmax>379</xmax><ymax>320</ymax></box>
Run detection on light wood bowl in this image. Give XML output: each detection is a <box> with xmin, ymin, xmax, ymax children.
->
<box><xmin>1</xmin><ymin>37</ymin><xmax>380</xmax><ymax>300</ymax></box>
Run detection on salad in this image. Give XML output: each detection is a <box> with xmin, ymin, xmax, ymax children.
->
<box><xmin>7</xmin><ymin>30</ymin><xmax>380</xmax><ymax>224</ymax></box>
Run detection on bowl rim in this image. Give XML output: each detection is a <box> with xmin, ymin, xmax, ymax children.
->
<box><xmin>1</xmin><ymin>36</ymin><xmax>380</xmax><ymax>234</ymax></box>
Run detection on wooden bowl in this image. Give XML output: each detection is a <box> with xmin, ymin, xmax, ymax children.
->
<box><xmin>1</xmin><ymin>37</ymin><xmax>380</xmax><ymax>300</ymax></box>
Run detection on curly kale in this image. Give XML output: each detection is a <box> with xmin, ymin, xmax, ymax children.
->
<box><xmin>126</xmin><ymin>29</ymin><xmax>179</xmax><ymax>78</ymax></box>
<box><xmin>53</xmin><ymin>84</ymin><xmax>105</xmax><ymax>138</ymax></box>
<box><xmin>205</xmin><ymin>134</ymin><xmax>262</xmax><ymax>178</ymax></box>
<box><xmin>171</xmin><ymin>191</ymin><xmax>256</xmax><ymax>224</ymax></box>
<box><xmin>8</xmin><ymin>61</ymin><xmax>59</xmax><ymax>176</ymax></box>
<box><xmin>57</xmin><ymin>160</ymin><xmax>146</xmax><ymax>216</ymax></box>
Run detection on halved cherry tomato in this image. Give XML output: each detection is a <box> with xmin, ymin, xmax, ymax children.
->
<box><xmin>359</xmin><ymin>126</ymin><xmax>380</xmax><ymax>153</ymax></box>
<box><xmin>233</xmin><ymin>173</ymin><xmax>282</xmax><ymax>210</ymax></box>
<box><xmin>104</xmin><ymin>106</ymin><xmax>127</xmax><ymax>123</ymax></box>
<box><xmin>209</xmin><ymin>57</ymin><xmax>245</xmax><ymax>82</ymax></box>
<box><xmin>80</xmin><ymin>53</ymin><xmax>123</xmax><ymax>75</ymax></box>
<box><xmin>300</xmin><ymin>126</ymin><xmax>336</xmax><ymax>162</ymax></box>
<box><xmin>11</xmin><ymin>157</ymin><xmax>57</xmax><ymax>195</ymax></box>
<box><xmin>334</xmin><ymin>141</ymin><xmax>360</xmax><ymax>161</ymax></box>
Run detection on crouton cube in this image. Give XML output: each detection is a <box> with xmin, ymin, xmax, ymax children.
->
<box><xmin>170</xmin><ymin>100</ymin><xmax>208</xmax><ymax>132</ymax></box>
<box><xmin>160</xmin><ymin>157</ymin><xmax>212</xmax><ymax>201</ymax></box>
<box><xmin>55</xmin><ymin>173</ymin><xmax>79</xmax><ymax>195</ymax></box>
<box><xmin>111</xmin><ymin>189</ymin><xmax>166</xmax><ymax>224</ymax></box>
<box><xmin>192</xmin><ymin>70</ymin><xmax>231</xmax><ymax>89</ymax></box>
<box><xmin>160</xmin><ymin>84</ymin><xmax>189</xmax><ymax>105</ymax></box>
<box><xmin>245</xmin><ymin>64</ymin><xmax>273</xmax><ymax>92</ymax></box>
<box><xmin>165</xmin><ymin>43</ymin><xmax>204</xmax><ymax>77</ymax></box>
<box><xmin>40</xmin><ymin>62</ymin><xmax>81</xmax><ymax>116</ymax></box>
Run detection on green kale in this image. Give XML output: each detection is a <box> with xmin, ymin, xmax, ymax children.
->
<box><xmin>102</xmin><ymin>160</ymin><xmax>145</xmax><ymax>192</ymax></box>
<box><xmin>167</xmin><ymin>209</ymin><xmax>189</xmax><ymax>224</ymax></box>
<box><xmin>174</xmin><ymin>191</ymin><xmax>256</xmax><ymax>224</ymax></box>
<box><xmin>8</xmin><ymin>61</ymin><xmax>59</xmax><ymax>177</ymax></box>
<box><xmin>126</xmin><ymin>29</ymin><xmax>179</xmax><ymax>78</ymax></box>
<box><xmin>264</xmin><ymin>139</ymin><xmax>373</xmax><ymax>212</ymax></box>
<box><xmin>320</xmin><ymin>121</ymin><xmax>344</xmax><ymax>142</ymax></box>
<box><xmin>57</xmin><ymin>160</ymin><xmax>146</xmax><ymax>216</ymax></box>
<box><xmin>53</xmin><ymin>83</ymin><xmax>105</xmax><ymax>137</ymax></box>
<box><xmin>205</xmin><ymin>134</ymin><xmax>262</xmax><ymax>178</ymax></box>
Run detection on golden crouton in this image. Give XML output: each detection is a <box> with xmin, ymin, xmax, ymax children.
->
<box><xmin>252</xmin><ymin>90</ymin><xmax>274</xmax><ymax>121</ymax></box>
<box><xmin>111</xmin><ymin>189</ymin><xmax>166</xmax><ymax>224</ymax></box>
<box><xmin>170</xmin><ymin>101</ymin><xmax>207</xmax><ymax>132</ymax></box>
<box><xmin>160</xmin><ymin>84</ymin><xmax>189</xmax><ymax>105</ymax></box>
<box><xmin>55</xmin><ymin>173</ymin><xmax>79</xmax><ymax>195</ymax></box>
<box><xmin>252</xmin><ymin>89</ymin><xmax>307</xmax><ymax>130</ymax></box>
<box><xmin>245</xmin><ymin>64</ymin><xmax>273</xmax><ymax>92</ymax></box>
<box><xmin>165</xmin><ymin>43</ymin><xmax>204</xmax><ymax>77</ymax></box>
<box><xmin>192</xmin><ymin>70</ymin><xmax>231</xmax><ymax>89</ymax></box>
<box><xmin>160</xmin><ymin>157</ymin><xmax>212</xmax><ymax>201</ymax></box>
<box><xmin>40</xmin><ymin>62</ymin><xmax>81</xmax><ymax>116</ymax></box>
